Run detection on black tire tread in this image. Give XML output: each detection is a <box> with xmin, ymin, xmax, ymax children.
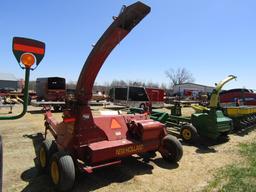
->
<box><xmin>51</xmin><ymin>151</ymin><xmax>75</xmax><ymax>192</ymax></box>
<box><xmin>180</xmin><ymin>124</ymin><xmax>199</xmax><ymax>143</ymax></box>
<box><xmin>37</xmin><ymin>139</ymin><xmax>57</xmax><ymax>172</ymax></box>
<box><xmin>161</xmin><ymin>135</ymin><xmax>183</xmax><ymax>163</ymax></box>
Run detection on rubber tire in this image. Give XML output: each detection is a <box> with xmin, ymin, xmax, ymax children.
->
<box><xmin>37</xmin><ymin>139</ymin><xmax>58</xmax><ymax>172</ymax></box>
<box><xmin>160</xmin><ymin>135</ymin><xmax>183</xmax><ymax>163</ymax></box>
<box><xmin>50</xmin><ymin>151</ymin><xmax>75</xmax><ymax>192</ymax></box>
<box><xmin>180</xmin><ymin>124</ymin><xmax>199</xmax><ymax>144</ymax></box>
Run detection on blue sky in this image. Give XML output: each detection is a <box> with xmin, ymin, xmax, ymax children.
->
<box><xmin>1</xmin><ymin>0</ymin><xmax>256</xmax><ymax>89</ymax></box>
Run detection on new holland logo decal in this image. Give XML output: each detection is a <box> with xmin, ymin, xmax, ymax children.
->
<box><xmin>115</xmin><ymin>144</ymin><xmax>144</xmax><ymax>155</ymax></box>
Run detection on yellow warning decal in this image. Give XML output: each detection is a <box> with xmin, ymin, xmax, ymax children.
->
<box><xmin>116</xmin><ymin>144</ymin><xmax>144</xmax><ymax>155</ymax></box>
<box><xmin>111</xmin><ymin>118</ymin><xmax>121</xmax><ymax>129</ymax></box>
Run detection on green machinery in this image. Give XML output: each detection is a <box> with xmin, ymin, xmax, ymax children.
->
<box><xmin>0</xmin><ymin>37</ymin><xmax>45</xmax><ymax>192</ymax></box>
<box><xmin>194</xmin><ymin>100</ymin><xmax>256</xmax><ymax>130</ymax></box>
<box><xmin>193</xmin><ymin>76</ymin><xmax>256</xmax><ymax>131</ymax></box>
<box><xmin>130</xmin><ymin>75</ymin><xmax>236</xmax><ymax>143</ymax></box>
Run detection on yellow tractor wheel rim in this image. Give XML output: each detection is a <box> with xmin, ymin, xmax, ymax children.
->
<box><xmin>39</xmin><ymin>147</ymin><xmax>46</xmax><ymax>168</ymax></box>
<box><xmin>51</xmin><ymin>160</ymin><xmax>60</xmax><ymax>185</ymax></box>
<box><xmin>182</xmin><ymin>129</ymin><xmax>192</xmax><ymax>140</ymax></box>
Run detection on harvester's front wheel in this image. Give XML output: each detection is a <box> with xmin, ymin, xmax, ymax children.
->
<box><xmin>180</xmin><ymin>124</ymin><xmax>199</xmax><ymax>143</ymax></box>
<box><xmin>50</xmin><ymin>151</ymin><xmax>75</xmax><ymax>192</ymax></box>
<box><xmin>160</xmin><ymin>135</ymin><xmax>183</xmax><ymax>163</ymax></box>
<box><xmin>38</xmin><ymin>139</ymin><xmax>57</xmax><ymax>172</ymax></box>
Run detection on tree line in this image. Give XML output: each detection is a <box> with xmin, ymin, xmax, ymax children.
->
<box><xmin>28</xmin><ymin>67</ymin><xmax>195</xmax><ymax>94</ymax></box>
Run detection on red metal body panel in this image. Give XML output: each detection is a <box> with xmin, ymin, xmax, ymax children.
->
<box><xmin>220</xmin><ymin>89</ymin><xmax>256</xmax><ymax>106</ymax></box>
<box><xmin>94</xmin><ymin>115</ymin><xmax>128</xmax><ymax>141</ymax></box>
<box><xmin>122</xmin><ymin>113</ymin><xmax>148</xmax><ymax>122</ymax></box>
<box><xmin>132</xmin><ymin>119</ymin><xmax>165</xmax><ymax>140</ymax></box>
<box><xmin>88</xmin><ymin>139</ymin><xmax>160</xmax><ymax>164</ymax></box>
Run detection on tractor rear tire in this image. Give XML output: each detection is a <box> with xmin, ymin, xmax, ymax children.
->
<box><xmin>160</xmin><ymin>135</ymin><xmax>183</xmax><ymax>163</ymax></box>
<box><xmin>50</xmin><ymin>151</ymin><xmax>75</xmax><ymax>192</ymax></box>
<box><xmin>37</xmin><ymin>139</ymin><xmax>58</xmax><ymax>173</ymax></box>
<box><xmin>180</xmin><ymin>124</ymin><xmax>199</xmax><ymax>144</ymax></box>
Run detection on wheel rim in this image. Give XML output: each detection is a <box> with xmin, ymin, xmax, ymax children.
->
<box><xmin>51</xmin><ymin>160</ymin><xmax>60</xmax><ymax>185</ymax></box>
<box><xmin>182</xmin><ymin>128</ymin><xmax>192</xmax><ymax>140</ymax></box>
<box><xmin>39</xmin><ymin>147</ymin><xmax>46</xmax><ymax>168</ymax></box>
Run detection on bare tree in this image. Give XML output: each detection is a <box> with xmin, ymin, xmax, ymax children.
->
<box><xmin>66</xmin><ymin>80</ymin><xmax>77</xmax><ymax>89</ymax></box>
<box><xmin>110</xmin><ymin>80</ymin><xmax>127</xmax><ymax>87</ymax></box>
<box><xmin>28</xmin><ymin>81</ymin><xmax>36</xmax><ymax>91</ymax></box>
<box><xmin>160</xmin><ymin>83</ymin><xmax>167</xmax><ymax>90</ymax></box>
<box><xmin>146</xmin><ymin>81</ymin><xmax>159</xmax><ymax>88</ymax></box>
<box><xmin>165</xmin><ymin>67</ymin><xmax>195</xmax><ymax>87</ymax></box>
<box><xmin>128</xmin><ymin>80</ymin><xmax>145</xmax><ymax>87</ymax></box>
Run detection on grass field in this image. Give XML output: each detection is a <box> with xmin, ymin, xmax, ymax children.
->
<box><xmin>205</xmin><ymin>141</ymin><xmax>256</xmax><ymax>192</ymax></box>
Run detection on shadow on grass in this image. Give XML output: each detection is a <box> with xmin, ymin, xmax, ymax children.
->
<box><xmin>21</xmin><ymin>168</ymin><xmax>52</xmax><ymax>192</ymax></box>
<box><xmin>152</xmin><ymin>158</ymin><xmax>179</xmax><ymax>169</ymax></box>
<box><xmin>179</xmin><ymin>135</ymin><xmax>230</xmax><ymax>154</ymax></box>
<box><xmin>196</xmin><ymin>136</ymin><xmax>230</xmax><ymax>154</ymax></box>
<box><xmin>20</xmin><ymin>133</ymin><xmax>179</xmax><ymax>192</ymax></box>
<box><xmin>23</xmin><ymin>133</ymin><xmax>44</xmax><ymax>155</ymax></box>
<box><xmin>72</xmin><ymin>156</ymin><xmax>179</xmax><ymax>192</ymax></box>
<box><xmin>21</xmin><ymin>133</ymin><xmax>53</xmax><ymax>192</ymax></box>
<box><xmin>27</xmin><ymin>109</ymin><xmax>44</xmax><ymax>114</ymax></box>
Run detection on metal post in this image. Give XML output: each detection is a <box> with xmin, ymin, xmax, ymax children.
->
<box><xmin>0</xmin><ymin>68</ymin><xmax>30</xmax><ymax>120</ymax></box>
